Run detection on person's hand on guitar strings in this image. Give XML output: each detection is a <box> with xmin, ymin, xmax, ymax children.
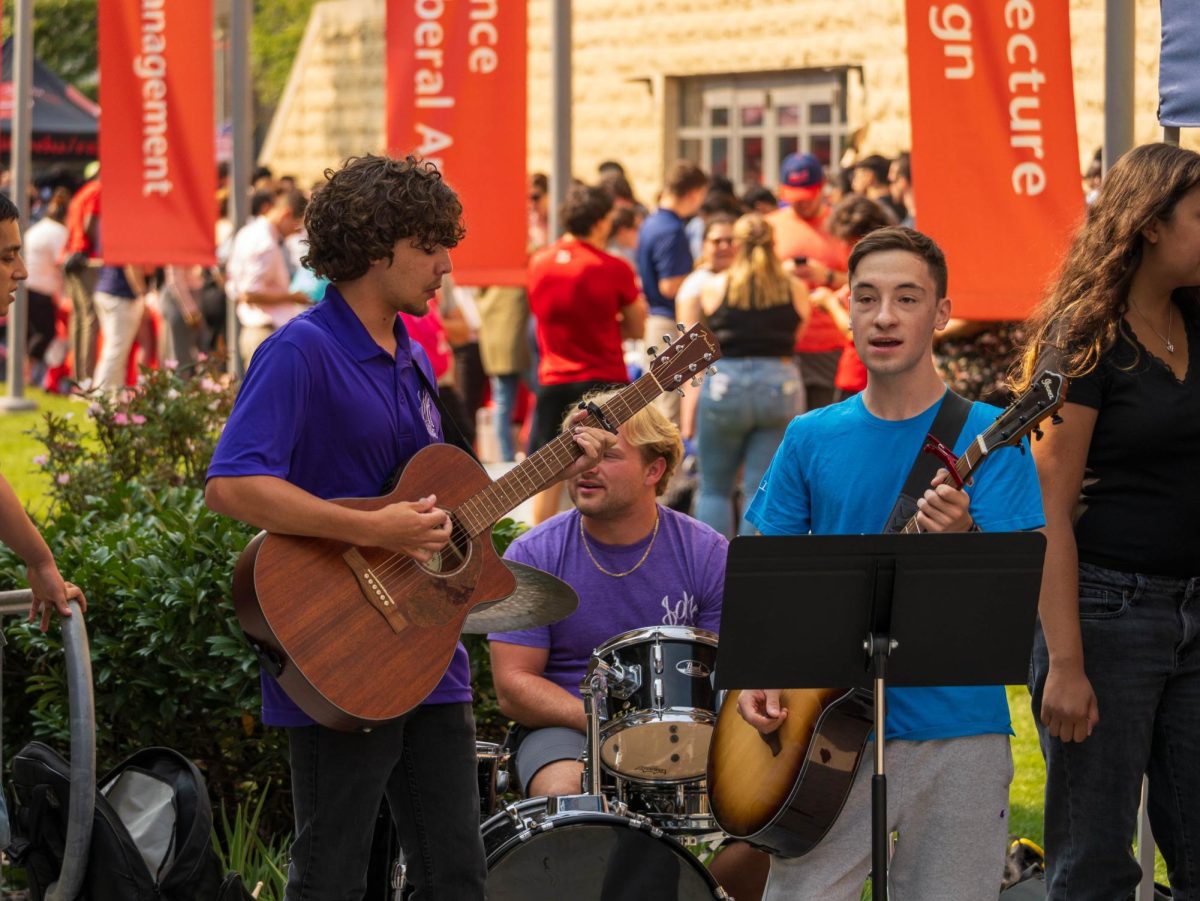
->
<box><xmin>914</xmin><ymin>467</ymin><xmax>974</xmax><ymax>532</ymax></box>
<box><xmin>558</xmin><ymin>409</ymin><xmax>619</xmax><ymax>482</ymax></box>
<box><xmin>737</xmin><ymin>688</ymin><xmax>788</xmax><ymax>735</ymax></box>
<box><xmin>374</xmin><ymin>493</ymin><xmax>453</xmax><ymax>563</ymax></box>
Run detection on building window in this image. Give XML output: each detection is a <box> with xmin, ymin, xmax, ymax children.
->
<box><xmin>676</xmin><ymin>71</ymin><xmax>848</xmax><ymax>192</ymax></box>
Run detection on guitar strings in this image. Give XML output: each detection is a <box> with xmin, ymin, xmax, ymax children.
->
<box><xmin>355</xmin><ymin>369</ymin><xmax>670</xmax><ymax>602</ymax></box>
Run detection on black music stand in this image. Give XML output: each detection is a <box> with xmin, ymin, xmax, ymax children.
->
<box><xmin>715</xmin><ymin>532</ymin><xmax>1046</xmax><ymax>901</ymax></box>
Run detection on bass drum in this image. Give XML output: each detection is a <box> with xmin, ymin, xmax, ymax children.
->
<box><xmin>482</xmin><ymin>798</ymin><xmax>727</xmax><ymax>900</ymax></box>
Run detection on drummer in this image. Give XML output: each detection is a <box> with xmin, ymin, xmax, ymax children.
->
<box><xmin>488</xmin><ymin>391</ymin><xmax>727</xmax><ymax>798</ymax></box>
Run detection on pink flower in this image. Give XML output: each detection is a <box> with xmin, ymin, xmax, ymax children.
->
<box><xmin>131</xmin><ymin>414</ymin><xmax>147</xmax><ymax>425</ymax></box>
<box><xmin>164</xmin><ymin>359</ymin><xmax>179</xmax><ymax>371</ymax></box>
<box><xmin>32</xmin><ymin>454</ymin><xmax>47</xmax><ymax>466</ymax></box>
<box><xmin>200</xmin><ymin>377</ymin><xmax>222</xmax><ymax>394</ymax></box>
<box><xmin>56</xmin><ymin>473</ymin><xmax>70</xmax><ymax>485</ymax></box>
<box><xmin>113</xmin><ymin>412</ymin><xmax>129</xmax><ymax>425</ymax></box>
<box><xmin>196</xmin><ymin>352</ymin><xmax>208</xmax><ymax>362</ymax></box>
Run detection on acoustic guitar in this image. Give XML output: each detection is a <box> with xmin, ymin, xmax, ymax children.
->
<box><xmin>706</xmin><ymin>371</ymin><xmax>1067</xmax><ymax>857</ymax></box>
<box><xmin>231</xmin><ymin>323</ymin><xmax>722</xmax><ymax>731</ymax></box>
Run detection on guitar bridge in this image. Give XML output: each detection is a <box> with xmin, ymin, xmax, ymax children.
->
<box><xmin>343</xmin><ymin>547</ymin><xmax>410</xmax><ymax>634</ymax></box>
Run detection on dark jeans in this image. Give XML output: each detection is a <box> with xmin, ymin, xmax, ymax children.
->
<box><xmin>285</xmin><ymin>702</ymin><xmax>486</xmax><ymax>901</ymax></box>
<box><xmin>1031</xmin><ymin>561</ymin><xmax>1200</xmax><ymax>901</ymax></box>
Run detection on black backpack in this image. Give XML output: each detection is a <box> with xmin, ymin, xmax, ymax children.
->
<box><xmin>7</xmin><ymin>741</ymin><xmax>252</xmax><ymax>901</ymax></box>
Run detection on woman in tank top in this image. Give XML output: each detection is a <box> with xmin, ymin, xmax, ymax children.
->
<box><xmin>679</xmin><ymin>212</ymin><xmax>809</xmax><ymax>538</ymax></box>
<box><xmin>1014</xmin><ymin>143</ymin><xmax>1200</xmax><ymax>900</ymax></box>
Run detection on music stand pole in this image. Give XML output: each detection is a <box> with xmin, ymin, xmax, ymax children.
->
<box><xmin>868</xmin><ymin>633</ymin><xmax>896</xmax><ymax>901</ymax></box>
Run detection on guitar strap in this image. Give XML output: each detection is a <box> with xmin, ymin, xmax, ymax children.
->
<box><xmin>881</xmin><ymin>390</ymin><xmax>972</xmax><ymax>534</ymax></box>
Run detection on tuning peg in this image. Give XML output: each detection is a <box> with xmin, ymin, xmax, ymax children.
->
<box><xmin>674</xmin><ymin>374</ymin><xmax>683</xmax><ymax>384</ymax></box>
<box><xmin>676</xmin><ymin>322</ymin><xmax>685</xmax><ymax>332</ymax></box>
<box><xmin>707</xmin><ymin>366</ymin><xmax>718</xmax><ymax>376</ymax></box>
<box><xmin>1017</xmin><ymin>442</ymin><xmax>1027</xmax><ymax>455</ymax></box>
<box><xmin>1051</xmin><ymin>413</ymin><xmax>1064</xmax><ymax>425</ymax></box>
<box><xmin>703</xmin><ymin>353</ymin><xmax>713</xmax><ymax>362</ymax></box>
<box><xmin>688</xmin><ymin>363</ymin><xmax>698</xmax><ymax>372</ymax></box>
<box><xmin>1032</xmin><ymin>427</ymin><xmax>1045</xmax><ymax>442</ymax></box>
<box><xmin>676</xmin><ymin>388</ymin><xmax>685</xmax><ymax>397</ymax></box>
<box><xmin>647</xmin><ymin>346</ymin><xmax>657</xmax><ymax>358</ymax></box>
<box><xmin>662</xmin><ymin>335</ymin><xmax>673</xmax><ymax>345</ymax></box>
<box><xmin>690</xmin><ymin>377</ymin><xmax>702</xmax><ymax>388</ymax></box>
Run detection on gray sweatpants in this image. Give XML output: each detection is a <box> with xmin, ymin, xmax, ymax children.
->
<box><xmin>765</xmin><ymin>733</ymin><xmax>1013</xmax><ymax>901</ymax></box>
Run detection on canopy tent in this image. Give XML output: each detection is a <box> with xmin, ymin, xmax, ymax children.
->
<box><xmin>0</xmin><ymin>37</ymin><xmax>99</xmax><ymax>160</ymax></box>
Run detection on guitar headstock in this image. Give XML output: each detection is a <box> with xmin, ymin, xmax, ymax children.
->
<box><xmin>647</xmin><ymin>323</ymin><xmax>723</xmax><ymax>395</ymax></box>
<box><xmin>979</xmin><ymin>370</ymin><xmax>1067</xmax><ymax>456</ymax></box>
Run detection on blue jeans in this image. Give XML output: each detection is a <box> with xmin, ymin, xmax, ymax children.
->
<box><xmin>490</xmin><ymin>374</ymin><xmax>521</xmax><ymax>462</ymax></box>
<box><xmin>1031</xmin><ymin>561</ymin><xmax>1200</xmax><ymax>901</ymax></box>
<box><xmin>695</xmin><ymin>356</ymin><xmax>803</xmax><ymax>539</ymax></box>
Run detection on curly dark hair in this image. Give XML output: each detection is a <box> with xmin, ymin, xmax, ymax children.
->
<box><xmin>827</xmin><ymin>194</ymin><xmax>892</xmax><ymax>243</ymax></box>
<box><xmin>302</xmin><ymin>155</ymin><xmax>465</xmax><ymax>283</ymax></box>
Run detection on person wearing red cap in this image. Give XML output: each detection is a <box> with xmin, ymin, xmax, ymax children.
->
<box><xmin>766</xmin><ymin>153</ymin><xmax>851</xmax><ymax>411</ymax></box>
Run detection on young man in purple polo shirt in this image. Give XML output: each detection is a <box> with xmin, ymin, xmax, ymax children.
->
<box><xmin>206</xmin><ymin>155</ymin><xmax>614</xmax><ymax>900</ymax></box>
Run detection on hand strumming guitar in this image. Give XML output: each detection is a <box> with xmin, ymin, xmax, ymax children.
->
<box><xmin>737</xmin><ymin>688</ymin><xmax>788</xmax><ymax>735</ymax></box>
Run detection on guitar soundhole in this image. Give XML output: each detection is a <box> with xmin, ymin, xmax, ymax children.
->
<box><xmin>419</xmin><ymin>518</ymin><xmax>472</xmax><ymax>577</ymax></box>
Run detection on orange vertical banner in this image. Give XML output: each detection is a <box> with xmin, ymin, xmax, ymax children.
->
<box><xmin>386</xmin><ymin>0</ymin><xmax>527</xmax><ymax>286</ymax></box>
<box><xmin>904</xmin><ymin>1</ymin><xmax>1082</xmax><ymax>319</ymax></box>
<box><xmin>98</xmin><ymin>0</ymin><xmax>215</xmax><ymax>266</ymax></box>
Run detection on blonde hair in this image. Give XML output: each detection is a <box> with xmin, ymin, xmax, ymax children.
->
<box><xmin>725</xmin><ymin>213</ymin><xmax>793</xmax><ymax>310</ymax></box>
<box><xmin>560</xmin><ymin>389</ymin><xmax>684</xmax><ymax>496</ymax></box>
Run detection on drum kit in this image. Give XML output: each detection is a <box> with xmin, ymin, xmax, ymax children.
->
<box><xmin>391</xmin><ymin>624</ymin><xmax>735</xmax><ymax>899</ymax></box>
<box><xmin>482</xmin><ymin>624</ymin><xmax>730</xmax><ymax>899</ymax></box>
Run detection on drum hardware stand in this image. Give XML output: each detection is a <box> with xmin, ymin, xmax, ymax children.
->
<box><xmin>579</xmin><ymin>655</ymin><xmax>642</xmax><ymax>801</ymax></box>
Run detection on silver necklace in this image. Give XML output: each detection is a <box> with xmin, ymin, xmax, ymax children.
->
<box><xmin>1133</xmin><ymin>301</ymin><xmax>1175</xmax><ymax>354</ymax></box>
<box><xmin>579</xmin><ymin>512</ymin><xmax>659</xmax><ymax>578</ymax></box>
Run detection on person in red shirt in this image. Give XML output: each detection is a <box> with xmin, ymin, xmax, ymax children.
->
<box><xmin>61</xmin><ymin>165</ymin><xmax>102</xmax><ymax>386</ymax></box>
<box><xmin>527</xmin><ymin>183</ymin><xmax>647</xmax><ymax>522</ymax></box>
<box><xmin>766</xmin><ymin>153</ymin><xmax>851</xmax><ymax>410</ymax></box>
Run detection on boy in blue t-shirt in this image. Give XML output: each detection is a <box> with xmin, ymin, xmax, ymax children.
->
<box><xmin>741</xmin><ymin>226</ymin><xmax>1044</xmax><ymax>901</ymax></box>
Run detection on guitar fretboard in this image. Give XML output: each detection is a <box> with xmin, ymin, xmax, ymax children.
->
<box><xmin>453</xmin><ymin>373</ymin><xmax>664</xmax><ymax>538</ymax></box>
<box><xmin>898</xmin><ymin>439</ymin><xmax>985</xmax><ymax>534</ymax></box>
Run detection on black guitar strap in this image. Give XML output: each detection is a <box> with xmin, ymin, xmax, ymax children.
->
<box><xmin>881</xmin><ymin>390</ymin><xmax>972</xmax><ymax>534</ymax></box>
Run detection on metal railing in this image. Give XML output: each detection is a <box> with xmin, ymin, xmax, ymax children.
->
<box><xmin>0</xmin><ymin>589</ymin><xmax>95</xmax><ymax>901</ymax></box>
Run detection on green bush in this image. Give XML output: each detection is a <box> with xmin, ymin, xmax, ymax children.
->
<box><xmin>0</xmin><ymin>358</ymin><xmax>295</xmax><ymax>834</ymax></box>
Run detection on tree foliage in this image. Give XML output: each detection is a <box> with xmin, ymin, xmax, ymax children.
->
<box><xmin>251</xmin><ymin>0</ymin><xmax>320</xmax><ymax>118</ymax></box>
<box><xmin>2</xmin><ymin>0</ymin><xmax>99</xmax><ymax>98</ymax></box>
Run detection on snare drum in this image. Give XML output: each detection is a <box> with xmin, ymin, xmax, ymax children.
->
<box><xmin>481</xmin><ymin>797</ymin><xmax>728</xmax><ymax>900</ymax></box>
<box><xmin>615</xmin><ymin>777</ymin><xmax>717</xmax><ymax>835</ymax></box>
<box><xmin>592</xmin><ymin>625</ymin><xmax>719</xmax><ymax>783</ymax></box>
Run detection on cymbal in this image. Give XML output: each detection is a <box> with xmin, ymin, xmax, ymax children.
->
<box><xmin>461</xmin><ymin>561</ymin><xmax>579</xmax><ymax>634</ymax></box>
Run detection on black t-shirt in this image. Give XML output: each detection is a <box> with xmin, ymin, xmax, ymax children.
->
<box><xmin>1068</xmin><ymin>308</ymin><xmax>1200</xmax><ymax>576</ymax></box>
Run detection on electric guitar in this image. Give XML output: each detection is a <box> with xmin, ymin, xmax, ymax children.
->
<box><xmin>706</xmin><ymin>371</ymin><xmax>1067</xmax><ymax>857</ymax></box>
<box><xmin>231</xmin><ymin>324</ymin><xmax>722</xmax><ymax>731</ymax></box>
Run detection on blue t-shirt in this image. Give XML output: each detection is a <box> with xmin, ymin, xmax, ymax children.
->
<box><xmin>490</xmin><ymin>506</ymin><xmax>726</xmax><ymax>696</ymax></box>
<box><xmin>745</xmin><ymin>391</ymin><xmax>1045</xmax><ymax>741</ymax></box>
<box><xmin>636</xmin><ymin>208</ymin><xmax>694</xmax><ymax>319</ymax></box>
<box><xmin>207</xmin><ymin>286</ymin><xmax>472</xmax><ymax>726</ymax></box>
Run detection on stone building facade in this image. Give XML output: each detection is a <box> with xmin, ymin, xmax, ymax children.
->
<box><xmin>262</xmin><ymin>0</ymin><xmax>1190</xmax><ymax>201</ymax></box>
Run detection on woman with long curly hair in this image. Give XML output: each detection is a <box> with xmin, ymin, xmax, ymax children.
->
<box><xmin>687</xmin><ymin>212</ymin><xmax>810</xmax><ymax>538</ymax></box>
<box><xmin>1014</xmin><ymin>142</ymin><xmax>1200</xmax><ymax>900</ymax></box>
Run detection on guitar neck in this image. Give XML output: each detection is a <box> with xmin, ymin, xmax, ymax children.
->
<box><xmin>898</xmin><ymin>438</ymin><xmax>985</xmax><ymax>535</ymax></box>
<box><xmin>453</xmin><ymin>373</ymin><xmax>665</xmax><ymax>538</ymax></box>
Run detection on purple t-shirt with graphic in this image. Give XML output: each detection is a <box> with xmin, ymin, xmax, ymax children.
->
<box><xmin>489</xmin><ymin>506</ymin><xmax>727</xmax><ymax>696</ymax></box>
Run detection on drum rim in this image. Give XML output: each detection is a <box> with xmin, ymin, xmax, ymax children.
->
<box><xmin>592</xmin><ymin>625</ymin><xmax>719</xmax><ymax>656</ymax></box>
<box><xmin>482</xmin><ymin>800</ymin><xmax>721</xmax><ymax>890</ymax></box>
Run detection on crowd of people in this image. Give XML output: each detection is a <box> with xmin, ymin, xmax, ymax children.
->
<box><xmin>1</xmin><ymin>138</ymin><xmax>1195</xmax><ymax>901</ymax></box>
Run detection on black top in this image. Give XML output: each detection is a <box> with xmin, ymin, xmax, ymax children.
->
<box><xmin>705</xmin><ymin>282</ymin><xmax>800</xmax><ymax>358</ymax></box>
<box><xmin>1068</xmin><ymin>307</ymin><xmax>1200</xmax><ymax>577</ymax></box>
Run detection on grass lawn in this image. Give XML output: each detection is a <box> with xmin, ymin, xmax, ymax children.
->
<box><xmin>0</xmin><ymin>388</ymin><xmax>90</xmax><ymax>518</ymax></box>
